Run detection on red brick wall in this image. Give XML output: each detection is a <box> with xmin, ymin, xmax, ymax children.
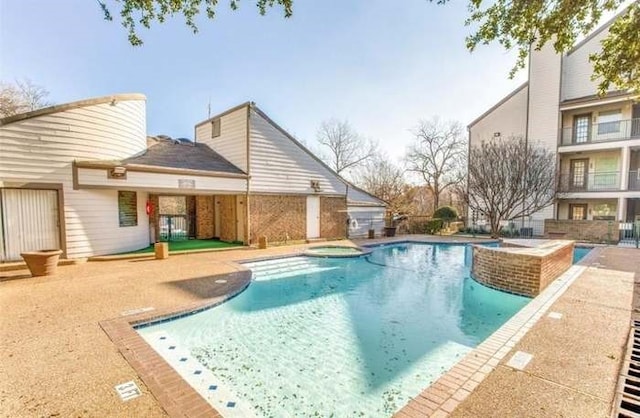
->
<box><xmin>544</xmin><ymin>220</ymin><xmax>617</xmax><ymax>243</ymax></box>
<box><xmin>148</xmin><ymin>194</ymin><xmax>159</xmax><ymax>242</ymax></box>
<box><xmin>539</xmin><ymin>243</ymin><xmax>574</xmax><ymax>290</ymax></box>
<box><xmin>218</xmin><ymin>195</ymin><xmax>238</xmax><ymax>242</ymax></box>
<box><xmin>249</xmin><ymin>195</ymin><xmax>306</xmax><ymax>243</ymax></box>
<box><xmin>195</xmin><ymin>196</ymin><xmax>214</xmax><ymax>239</ymax></box>
<box><xmin>320</xmin><ymin>197</ymin><xmax>347</xmax><ymax>239</ymax></box>
<box><xmin>471</xmin><ymin>242</ymin><xmax>574</xmax><ymax>297</ymax></box>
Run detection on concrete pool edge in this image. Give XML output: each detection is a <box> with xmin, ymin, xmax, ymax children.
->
<box><xmin>394</xmin><ymin>260</ymin><xmax>589</xmax><ymax>417</ymax></box>
<box><xmin>97</xmin><ymin>236</ymin><xmax>525</xmax><ymax>418</ymax></box>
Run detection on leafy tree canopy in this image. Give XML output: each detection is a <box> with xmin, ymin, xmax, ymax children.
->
<box><xmin>98</xmin><ymin>0</ymin><xmax>293</xmax><ymax>46</ymax></box>
<box><xmin>464</xmin><ymin>0</ymin><xmax>639</xmax><ymax>95</ymax></box>
<box><xmin>98</xmin><ymin>0</ymin><xmax>639</xmax><ymax>94</ymax></box>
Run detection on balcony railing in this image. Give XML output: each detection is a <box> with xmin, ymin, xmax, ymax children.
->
<box><xmin>560</xmin><ymin>118</ymin><xmax>640</xmax><ymax>146</ymax></box>
<box><xmin>558</xmin><ymin>171</ymin><xmax>620</xmax><ymax>192</ymax></box>
<box><xmin>630</xmin><ymin>170</ymin><xmax>640</xmax><ymax>191</ymax></box>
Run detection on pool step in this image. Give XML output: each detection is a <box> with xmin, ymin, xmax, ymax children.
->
<box><xmin>245</xmin><ymin>257</ymin><xmax>337</xmax><ymax>280</ymax></box>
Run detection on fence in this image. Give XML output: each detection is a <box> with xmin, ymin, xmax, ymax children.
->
<box><xmin>619</xmin><ymin>221</ymin><xmax>640</xmax><ymax>248</ymax></box>
<box><xmin>158</xmin><ymin>215</ymin><xmax>189</xmax><ymax>241</ymax></box>
<box><xmin>462</xmin><ymin>218</ymin><xmax>546</xmax><ymax>238</ymax></box>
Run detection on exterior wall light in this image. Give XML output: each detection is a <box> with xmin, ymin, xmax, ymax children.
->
<box><xmin>109</xmin><ymin>166</ymin><xmax>127</xmax><ymax>179</ymax></box>
<box><xmin>310</xmin><ymin>180</ymin><xmax>322</xmax><ymax>192</ymax></box>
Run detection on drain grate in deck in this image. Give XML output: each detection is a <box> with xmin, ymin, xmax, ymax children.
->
<box><xmin>614</xmin><ymin>321</ymin><xmax>640</xmax><ymax>418</ymax></box>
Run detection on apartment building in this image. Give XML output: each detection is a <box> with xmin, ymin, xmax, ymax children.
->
<box><xmin>468</xmin><ymin>11</ymin><xmax>640</xmax><ymax>233</ymax></box>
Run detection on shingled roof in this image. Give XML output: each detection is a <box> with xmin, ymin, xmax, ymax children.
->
<box><xmin>76</xmin><ymin>138</ymin><xmax>246</xmax><ymax>176</ymax></box>
<box><xmin>122</xmin><ymin>139</ymin><xmax>245</xmax><ymax>174</ymax></box>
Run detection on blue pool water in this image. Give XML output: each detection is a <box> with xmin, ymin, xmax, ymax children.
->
<box><xmin>138</xmin><ymin>243</ymin><xmax>531</xmax><ymax>417</ymax></box>
<box><xmin>573</xmin><ymin>247</ymin><xmax>591</xmax><ymax>264</ymax></box>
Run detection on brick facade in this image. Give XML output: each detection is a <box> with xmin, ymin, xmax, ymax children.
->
<box><xmin>544</xmin><ymin>219</ymin><xmax>618</xmax><ymax>243</ymax></box>
<box><xmin>249</xmin><ymin>195</ymin><xmax>306</xmax><ymax>243</ymax></box>
<box><xmin>148</xmin><ymin>194</ymin><xmax>160</xmax><ymax>242</ymax></box>
<box><xmin>320</xmin><ymin>197</ymin><xmax>347</xmax><ymax>240</ymax></box>
<box><xmin>471</xmin><ymin>241</ymin><xmax>574</xmax><ymax>297</ymax></box>
<box><xmin>218</xmin><ymin>195</ymin><xmax>237</xmax><ymax>242</ymax></box>
<box><xmin>195</xmin><ymin>196</ymin><xmax>214</xmax><ymax>239</ymax></box>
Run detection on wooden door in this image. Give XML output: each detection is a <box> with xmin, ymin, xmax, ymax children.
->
<box><xmin>572</xmin><ymin>114</ymin><xmax>591</xmax><ymax>144</ymax></box>
<box><xmin>569</xmin><ymin>159</ymin><xmax>589</xmax><ymax>191</ymax></box>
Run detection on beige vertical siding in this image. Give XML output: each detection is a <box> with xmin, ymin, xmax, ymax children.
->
<box><xmin>195</xmin><ymin>106</ymin><xmax>248</xmax><ymax>172</ymax></box>
<box><xmin>347</xmin><ymin>186</ymin><xmax>385</xmax><ymax>206</ymax></box>
<box><xmin>469</xmin><ymin>85</ymin><xmax>528</xmax><ymax>146</ymax></box>
<box><xmin>0</xmin><ymin>97</ymin><xmax>150</xmax><ymax>258</ymax></box>
<box><xmin>76</xmin><ymin>167</ymin><xmax>246</xmax><ymax>193</ymax></box>
<box><xmin>248</xmin><ymin>109</ymin><xmax>346</xmax><ymax>195</ymax></box>
<box><xmin>527</xmin><ymin>42</ymin><xmax>562</xmax><ymax>151</ymax></box>
<box><xmin>561</xmin><ymin>27</ymin><xmax>611</xmax><ymax>101</ymax></box>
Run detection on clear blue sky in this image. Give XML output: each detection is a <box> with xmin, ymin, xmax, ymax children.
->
<box><xmin>1</xmin><ymin>0</ymin><xmax>529</xmax><ymax>159</ymax></box>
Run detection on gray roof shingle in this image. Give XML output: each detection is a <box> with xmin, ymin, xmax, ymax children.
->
<box><xmin>122</xmin><ymin>139</ymin><xmax>245</xmax><ymax>175</ymax></box>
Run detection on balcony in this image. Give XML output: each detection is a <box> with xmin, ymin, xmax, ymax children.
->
<box><xmin>560</xmin><ymin>118</ymin><xmax>640</xmax><ymax>146</ymax></box>
<box><xmin>630</xmin><ymin>170</ymin><xmax>640</xmax><ymax>191</ymax></box>
<box><xmin>558</xmin><ymin>171</ymin><xmax>620</xmax><ymax>192</ymax></box>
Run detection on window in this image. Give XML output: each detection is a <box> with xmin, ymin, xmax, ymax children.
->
<box><xmin>593</xmin><ymin>156</ymin><xmax>619</xmax><ymax>189</ymax></box>
<box><xmin>597</xmin><ymin>109</ymin><xmax>622</xmax><ymax>135</ymax></box>
<box><xmin>211</xmin><ymin>118</ymin><xmax>221</xmax><ymax>138</ymax></box>
<box><xmin>118</xmin><ymin>191</ymin><xmax>138</xmax><ymax>227</ymax></box>
<box><xmin>568</xmin><ymin>204</ymin><xmax>588</xmax><ymax>220</ymax></box>
<box><xmin>592</xmin><ymin>203</ymin><xmax>616</xmax><ymax>220</ymax></box>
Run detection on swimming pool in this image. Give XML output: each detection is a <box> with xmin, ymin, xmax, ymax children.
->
<box><xmin>138</xmin><ymin>242</ymin><xmax>531</xmax><ymax>417</ymax></box>
<box><xmin>573</xmin><ymin>246</ymin><xmax>591</xmax><ymax>264</ymax></box>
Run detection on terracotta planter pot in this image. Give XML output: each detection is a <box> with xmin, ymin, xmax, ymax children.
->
<box><xmin>21</xmin><ymin>249</ymin><xmax>63</xmax><ymax>277</ymax></box>
<box><xmin>384</xmin><ymin>226</ymin><xmax>397</xmax><ymax>237</ymax></box>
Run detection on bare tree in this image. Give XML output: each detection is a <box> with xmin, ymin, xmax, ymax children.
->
<box><xmin>405</xmin><ymin>118</ymin><xmax>467</xmax><ymax>213</ymax></box>
<box><xmin>316</xmin><ymin>119</ymin><xmax>376</xmax><ymax>176</ymax></box>
<box><xmin>0</xmin><ymin>79</ymin><xmax>52</xmax><ymax>117</ymax></box>
<box><xmin>466</xmin><ymin>137</ymin><xmax>556</xmax><ymax>238</ymax></box>
<box><xmin>354</xmin><ymin>156</ymin><xmax>408</xmax><ymax>214</ymax></box>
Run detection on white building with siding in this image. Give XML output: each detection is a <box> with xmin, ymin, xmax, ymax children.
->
<box><xmin>468</xmin><ymin>10</ymin><xmax>640</xmax><ymax>233</ymax></box>
<box><xmin>195</xmin><ymin>102</ymin><xmax>387</xmax><ymax>241</ymax></box>
<box><xmin>0</xmin><ymin>96</ymin><xmax>385</xmax><ymax>261</ymax></box>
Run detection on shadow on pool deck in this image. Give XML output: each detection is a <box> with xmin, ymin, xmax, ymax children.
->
<box><xmin>163</xmin><ymin>274</ymin><xmax>251</xmax><ymax>300</ymax></box>
<box><xmin>445</xmin><ymin>246</ymin><xmax>639</xmax><ymax>418</ymax></box>
<box><xmin>0</xmin><ymin>235</ymin><xmax>633</xmax><ymax>418</ymax></box>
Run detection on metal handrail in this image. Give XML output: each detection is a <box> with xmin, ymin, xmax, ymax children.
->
<box><xmin>557</xmin><ymin>171</ymin><xmax>620</xmax><ymax>192</ymax></box>
<box><xmin>560</xmin><ymin>118</ymin><xmax>640</xmax><ymax>145</ymax></box>
<box><xmin>629</xmin><ymin>170</ymin><xmax>640</xmax><ymax>191</ymax></box>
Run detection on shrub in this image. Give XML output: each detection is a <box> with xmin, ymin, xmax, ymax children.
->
<box><xmin>425</xmin><ymin>219</ymin><xmax>444</xmax><ymax>234</ymax></box>
<box><xmin>433</xmin><ymin>206</ymin><xmax>458</xmax><ymax>221</ymax></box>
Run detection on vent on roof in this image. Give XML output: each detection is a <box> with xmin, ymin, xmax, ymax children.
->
<box><xmin>614</xmin><ymin>320</ymin><xmax>640</xmax><ymax>418</ymax></box>
<box><xmin>211</xmin><ymin>118</ymin><xmax>221</xmax><ymax>138</ymax></box>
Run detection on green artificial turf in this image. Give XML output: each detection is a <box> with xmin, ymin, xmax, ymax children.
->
<box><xmin>126</xmin><ymin>239</ymin><xmax>242</xmax><ymax>254</ymax></box>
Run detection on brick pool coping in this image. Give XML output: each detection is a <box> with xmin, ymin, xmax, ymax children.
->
<box><xmin>99</xmin><ymin>237</ymin><xmax>592</xmax><ymax>418</ymax></box>
<box><xmin>99</xmin><ymin>269</ymin><xmax>251</xmax><ymax>418</ymax></box>
<box><xmin>393</xmin><ymin>246</ymin><xmax>603</xmax><ymax>417</ymax></box>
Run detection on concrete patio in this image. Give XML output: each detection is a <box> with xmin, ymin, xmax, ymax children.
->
<box><xmin>0</xmin><ymin>236</ymin><xmax>637</xmax><ymax>418</ymax></box>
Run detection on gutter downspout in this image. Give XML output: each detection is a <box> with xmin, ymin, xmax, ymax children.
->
<box><xmin>245</xmin><ymin>103</ymin><xmax>251</xmax><ymax>245</ymax></box>
<box><xmin>345</xmin><ymin>183</ymin><xmax>349</xmax><ymax>239</ymax></box>
<box><xmin>523</xmin><ymin>45</ymin><xmax>532</xmax><ymax>230</ymax></box>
